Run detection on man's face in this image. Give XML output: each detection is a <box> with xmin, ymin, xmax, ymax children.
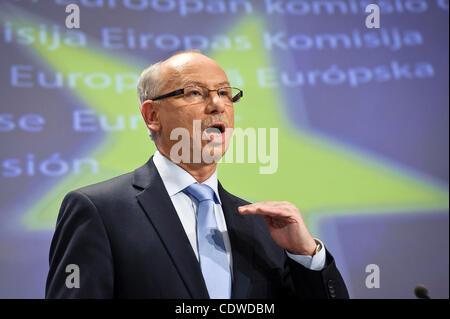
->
<box><xmin>155</xmin><ymin>53</ymin><xmax>235</xmax><ymax>164</ymax></box>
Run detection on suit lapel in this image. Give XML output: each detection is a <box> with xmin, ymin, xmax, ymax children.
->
<box><xmin>219</xmin><ymin>183</ymin><xmax>253</xmax><ymax>299</ymax></box>
<box><xmin>133</xmin><ymin>157</ymin><xmax>209</xmax><ymax>299</ymax></box>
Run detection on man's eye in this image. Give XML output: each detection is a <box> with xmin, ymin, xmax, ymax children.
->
<box><xmin>218</xmin><ymin>90</ymin><xmax>230</xmax><ymax>97</ymax></box>
<box><xmin>186</xmin><ymin>89</ymin><xmax>202</xmax><ymax>96</ymax></box>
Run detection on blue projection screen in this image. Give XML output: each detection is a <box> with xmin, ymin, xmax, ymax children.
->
<box><xmin>0</xmin><ymin>0</ymin><xmax>448</xmax><ymax>298</ymax></box>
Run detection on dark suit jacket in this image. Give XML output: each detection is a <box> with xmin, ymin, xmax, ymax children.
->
<box><xmin>46</xmin><ymin>157</ymin><xmax>349</xmax><ymax>298</ymax></box>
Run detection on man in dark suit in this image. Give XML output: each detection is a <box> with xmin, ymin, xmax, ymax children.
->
<box><xmin>46</xmin><ymin>51</ymin><xmax>349</xmax><ymax>299</ymax></box>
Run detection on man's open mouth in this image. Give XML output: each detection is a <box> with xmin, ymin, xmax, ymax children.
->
<box><xmin>205</xmin><ymin>122</ymin><xmax>225</xmax><ymax>134</ymax></box>
<box><xmin>204</xmin><ymin>122</ymin><xmax>226</xmax><ymax>143</ymax></box>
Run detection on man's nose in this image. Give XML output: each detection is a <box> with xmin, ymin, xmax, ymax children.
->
<box><xmin>206</xmin><ymin>92</ymin><xmax>226</xmax><ymax>114</ymax></box>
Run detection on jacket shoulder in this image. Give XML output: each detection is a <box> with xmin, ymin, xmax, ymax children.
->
<box><xmin>73</xmin><ymin>171</ymin><xmax>135</xmax><ymax>199</ymax></box>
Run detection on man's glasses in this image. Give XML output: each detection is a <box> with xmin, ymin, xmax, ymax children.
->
<box><xmin>150</xmin><ymin>85</ymin><xmax>243</xmax><ymax>105</ymax></box>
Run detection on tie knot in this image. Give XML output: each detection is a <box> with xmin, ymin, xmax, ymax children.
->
<box><xmin>183</xmin><ymin>183</ymin><xmax>216</xmax><ymax>203</ymax></box>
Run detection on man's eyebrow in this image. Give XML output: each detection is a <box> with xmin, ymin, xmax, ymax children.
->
<box><xmin>183</xmin><ymin>81</ymin><xmax>204</xmax><ymax>87</ymax></box>
<box><xmin>182</xmin><ymin>81</ymin><xmax>231</xmax><ymax>87</ymax></box>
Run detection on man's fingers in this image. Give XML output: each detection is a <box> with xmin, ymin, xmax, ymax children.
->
<box><xmin>238</xmin><ymin>203</ymin><xmax>297</xmax><ymax>218</ymax></box>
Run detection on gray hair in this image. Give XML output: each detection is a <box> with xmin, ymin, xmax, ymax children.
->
<box><xmin>137</xmin><ymin>62</ymin><xmax>163</xmax><ymax>140</ymax></box>
<box><xmin>137</xmin><ymin>62</ymin><xmax>163</xmax><ymax>107</ymax></box>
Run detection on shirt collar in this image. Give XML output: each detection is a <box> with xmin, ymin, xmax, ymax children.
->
<box><xmin>153</xmin><ymin>150</ymin><xmax>221</xmax><ymax>204</ymax></box>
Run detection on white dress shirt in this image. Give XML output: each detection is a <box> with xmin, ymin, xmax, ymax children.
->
<box><xmin>152</xmin><ymin>150</ymin><xmax>326</xmax><ymax>273</ymax></box>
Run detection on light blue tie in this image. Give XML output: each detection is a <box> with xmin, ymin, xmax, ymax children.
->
<box><xmin>183</xmin><ymin>183</ymin><xmax>231</xmax><ymax>299</ymax></box>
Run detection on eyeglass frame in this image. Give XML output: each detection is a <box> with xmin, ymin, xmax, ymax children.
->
<box><xmin>149</xmin><ymin>85</ymin><xmax>243</xmax><ymax>103</ymax></box>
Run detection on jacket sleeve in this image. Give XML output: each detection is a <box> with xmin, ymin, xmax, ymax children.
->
<box><xmin>285</xmin><ymin>249</ymin><xmax>350</xmax><ymax>299</ymax></box>
<box><xmin>45</xmin><ymin>190</ymin><xmax>114</xmax><ymax>298</ymax></box>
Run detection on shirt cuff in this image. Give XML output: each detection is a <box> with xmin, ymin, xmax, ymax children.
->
<box><xmin>285</xmin><ymin>239</ymin><xmax>326</xmax><ymax>271</ymax></box>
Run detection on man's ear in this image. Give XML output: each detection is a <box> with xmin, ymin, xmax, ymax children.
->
<box><xmin>140</xmin><ymin>100</ymin><xmax>161</xmax><ymax>134</ymax></box>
